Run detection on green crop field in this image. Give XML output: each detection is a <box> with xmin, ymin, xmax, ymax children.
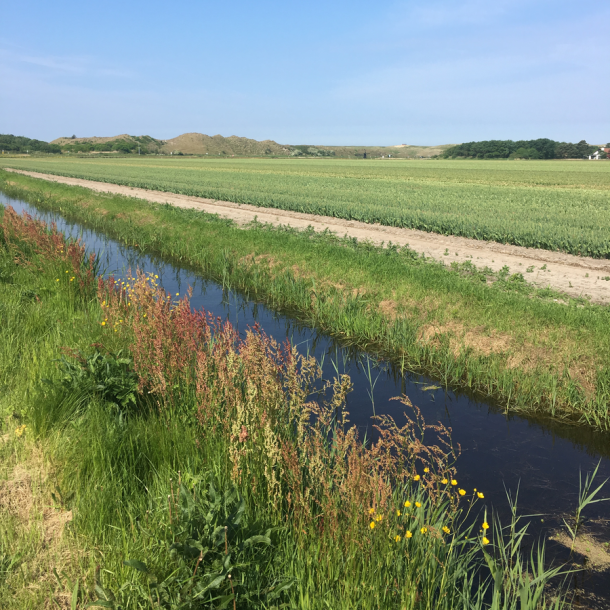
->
<box><xmin>2</xmin><ymin>156</ymin><xmax>610</xmax><ymax>257</ymax></box>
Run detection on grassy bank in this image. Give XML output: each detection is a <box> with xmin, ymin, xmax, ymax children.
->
<box><xmin>2</xmin><ymin>170</ymin><xmax>610</xmax><ymax>431</ymax></box>
<box><xmin>1</xmin><ymin>157</ymin><xmax>610</xmax><ymax>257</ymax></box>
<box><xmin>0</xmin><ymin>203</ymin><xmax>572</xmax><ymax>608</ymax></box>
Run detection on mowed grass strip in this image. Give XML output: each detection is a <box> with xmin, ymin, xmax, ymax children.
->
<box><xmin>2</xmin><ymin>156</ymin><xmax>610</xmax><ymax>257</ymax></box>
<box><xmin>2</xmin><ymin>169</ymin><xmax>610</xmax><ymax>430</ymax></box>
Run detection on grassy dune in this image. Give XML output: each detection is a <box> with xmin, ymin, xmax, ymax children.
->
<box><xmin>0</xmin><ymin>203</ymin><xmax>572</xmax><ymax>608</ymax></box>
<box><xmin>2</xmin><ymin>170</ymin><xmax>610</xmax><ymax>432</ymax></box>
<box><xmin>2</xmin><ymin>157</ymin><xmax>610</xmax><ymax>256</ymax></box>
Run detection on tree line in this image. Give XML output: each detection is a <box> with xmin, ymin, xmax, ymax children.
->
<box><xmin>440</xmin><ymin>138</ymin><xmax>605</xmax><ymax>159</ymax></box>
<box><xmin>0</xmin><ymin>134</ymin><xmax>61</xmax><ymax>154</ymax></box>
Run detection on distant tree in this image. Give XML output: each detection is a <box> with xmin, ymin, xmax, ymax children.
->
<box><xmin>575</xmin><ymin>140</ymin><xmax>596</xmax><ymax>158</ymax></box>
<box><xmin>71</xmin><ymin>135</ymin><xmax>76</xmax><ymax>139</ymax></box>
<box><xmin>0</xmin><ymin>133</ymin><xmax>62</xmax><ymax>154</ymax></box>
<box><xmin>442</xmin><ymin>137</ymin><xmax>597</xmax><ymax>160</ymax></box>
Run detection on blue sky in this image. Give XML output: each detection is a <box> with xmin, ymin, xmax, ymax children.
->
<box><xmin>1</xmin><ymin>0</ymin><xmax>608</xmax><ymax>145</ymax></box>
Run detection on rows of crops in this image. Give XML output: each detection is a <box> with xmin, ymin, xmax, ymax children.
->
<box><xmin>3</xmin><ymin>157</ymin><xmax>610</xmax><ymax>257</ymax></box>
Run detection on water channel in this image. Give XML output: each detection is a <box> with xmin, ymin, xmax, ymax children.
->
<box><xmin>3</xmin><ymin>193</ymin><xmax>610</xmax><ymax>604</ymax></box>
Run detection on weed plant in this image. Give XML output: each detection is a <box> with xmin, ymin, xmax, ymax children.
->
<box><xmin>0</xmin><ymin>206</ymin><xmax>573</xmax><ymax>608</ymax></box>
<box><xmin>2</xmin><ymin>172</ymin><xmax>610</xmax><ymax>430</ymax></box>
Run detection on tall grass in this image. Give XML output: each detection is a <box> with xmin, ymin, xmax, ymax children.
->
<box><xmin>0</xmin><ymin>206</ymin><xmax>573</xmax><ymax>608</ymax></box>
<box><xmin>2</xmin><ymin>173</ymin><xmax>610</xmax><ymax>431</ymax></box>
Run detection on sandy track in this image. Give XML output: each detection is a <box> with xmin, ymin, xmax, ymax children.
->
<box><xmin>7</xmin><ymin>168</ymin><xmax>610</xmax><ymax>305</ymax></box>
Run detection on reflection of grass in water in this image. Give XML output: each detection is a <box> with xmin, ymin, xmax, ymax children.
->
<box><xmin>4</xmin><ymin>171</ymin><xmax>610</xmax><ymax>431</ymax></box>
<box><xmin>0</xmin><ymin>210</ymin><xmax>577</xmax><ymax>608</ymax></box>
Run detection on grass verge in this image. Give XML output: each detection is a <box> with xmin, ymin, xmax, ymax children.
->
<box><xmin>0</xmin><ymin>204</ymin><xmax>574</xmax><ymax>608</ymax></box>
<box><xmin>1</xmin><ymin>170</ymin><xmax>610</xmax><ymax>432</ymax></box>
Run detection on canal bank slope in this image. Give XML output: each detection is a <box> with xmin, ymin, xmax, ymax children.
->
<box><xmin>5</xmin><ymin>168</ymin><xmax>610</xmax><ymax>305</ymax></box>
<box><xmin>2</xmin><ymin>169</ymin><xmax>610</xmax><ymax>430</ymax></box>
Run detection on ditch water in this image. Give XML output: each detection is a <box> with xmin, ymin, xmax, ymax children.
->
<box><xmin>3</xmin><ymin>193</ymin><xmax>610</xmax><ymax>605</ymax></box>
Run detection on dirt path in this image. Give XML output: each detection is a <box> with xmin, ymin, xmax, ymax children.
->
<box><xmin>8</xmin><ymin>168</ymin><xmax>610</xmax><ymax>305</ymax></box>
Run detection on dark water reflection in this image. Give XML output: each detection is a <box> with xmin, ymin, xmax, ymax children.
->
<box><xmin>3</xmin><ymin>194</ymin><xmax>610</xmax><ymax>602</ymax></box>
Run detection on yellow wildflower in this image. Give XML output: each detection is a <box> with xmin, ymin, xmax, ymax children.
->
<box><xmin>369</xmin><ymin>507</ymin><xmax>375</xmax><ymax>515</ymax></box>
<box><xmin>442</xmin><ymin>526</ymin><xmax>450</xmax><ymax>534</ymax></box>
<box><xmin>424</xmin><ymin>467</ymin><xmax>430</xmax><ymax>473</ymax></box>
<box><xmin>375</xmin><ymin>514</ymin><xmax>383</xmax><ymax>522</ymax></box>
<box><xmin>101</xmin><ymin>321</ymin><xmax>106</xmax><ymax>326</ymax></box>
<box><xmin>406</xmin><ymin>530</ymin><xmax>413</xmax><ymax>538</ymax></box>
<box><xmin>482</xmin><ymin>522</ymin><xmax>489</xmax><ymax>530</ymax></box>
<box><xmin>415</xmin><ymin>502</ymin><xmax>421</xmax><ymax>508</ymax></box>
<box><xmin>15</xmin><ymin>425</ymin><xmax>27</xmax><ymax>437</ymax></box>
<box><xmin>451</xmin><ymin>479</ymin><xmax>458</xmax><ymax>486</ymax></box>
<box><xmin>404</xmin><ymin>500</ymin><xmax>411</xmax><ymax>508</ymax></box>
<box><xmin>441</xmin><ymin>478</ymin><xmax>448</xmax><ymax>485</ymax></box>
<box><xmin>477</xmin><ymin>492</ymin><xmax>484</xmax><ymax>499</ymax></box>
<box><xmin>396</xmin><ymin>510</ymin><xmax>401</xmax><ymax>517</ymax></box>
<box><xmin>413</xmin><ymin>474</ymin><xmax>421</xmax><ymax>481</ymax></box>
<box><xmin>369</xmin><ymin>521</ymin><xmax>375</xmax><ymax>530</ymax></box>
<box><xmin>482</xmin><ymin>537</ymin><xmax>490</xmax><ymax>545</ymax></box>
<box><xmin>395</xmin><ymin>535</ymin><xmax>401</xmax><ymax>542</ymax></box>
<box><xmin>459</xmin><ymin>489</ymin><xmax>466</xmax><ymax>496</ymax></box>
<box><xmin>420</xmin><ymin>527</ymin><xmax>428</xmax><ymax>535</ymax></box>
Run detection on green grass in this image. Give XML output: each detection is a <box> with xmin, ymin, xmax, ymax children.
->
<box><xmin>2</xmin><ymin>170</ymin><xmax>610</xmax><ymax>431</ymax></box>
<box><xmin>2</xmin><ymin>156</ymin><xmax>610</xmax><ymax>257</ymax></box>
<box><xmin>0</xmin><ymin>203</ymin><xmax>573</xmax><ymax>609</ymax></box>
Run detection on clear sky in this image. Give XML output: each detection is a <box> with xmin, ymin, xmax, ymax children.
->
<box><xmin>1</xmin><ymin>0</ymin><xmax>608</xmax><ymax>145</ymax></box>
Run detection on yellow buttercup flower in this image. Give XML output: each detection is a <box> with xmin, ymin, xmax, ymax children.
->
<box><xmin>424</xmin><ymin>467</ymin><xmax>430</xmax><ymax>473</ymax></box>
<box><xmin>395</xmin><ymin>535</ymin><xmax>401</xmax><ymax>542</ymax></box>
<box><xmin>369</xmin><ymin>521</ymin><xmax>375</xmax><ymax>530</ymax></box>
<box><xmin>369</xmin><ymin>507</ymin><xmax>375</xmax><ymax>515</ymax></box>
<box><xmin>482</xmin><ymin>537</ymin><xmax>490</xmax><ymax>545</ymax></box>
<box><xmin>406</xmin><ymin>530</ymin><xmax>413</xmax><ymax>538</ymax></box>
<box><xmin>441</xmin><ymin>478</ymin><xmax>448</xmax><ymax>484</ymax></box>
<box><xmin>396</xmin><ymin>510</ymin><xmax>401</xmax><ymax>517</ymax></box>
<box><xmin>15</xmin><ymin>425</ymin><xmax>27</xmax><ymax>437</ymax></box>
<box><xmin>415</xmin><ymin>502</ymin><xmax>421</xmax><ymax>508</ymax></box>
<box><xmin>451</xmin><ymin>479</ymin><xmax>458</xmax><ymax>486</ymax></box>
<box><xmin>442</xmin><ymin>526</ymin><xmax>450</xmax><ymax>534</ymax></box>
<box><xmin>413</xmin><ymin>474</ymin><xmax>421</xmax><ymax>481</ymax></box>
<box><xmin>458</xmin><ymin>489</ymin><xmax>466</xmax><ymax>496</ymax></box>
<box><xmin>404</xmin><ymin>501</ymin><xmax>411</xmax><ymax>508</ymax></box>
<box><xmin>477</xmin><ymin>492</ymin><xmax>484</xmax><ymax>499</ymax></box>
<box><xmin>101</xmin><ymin>321</ymin><xmax>106</xmax><ymax>326</ymax></box>
<box><xmin>420</xmin><ymin>527</ymin><xmax>428</xmax><ymax>535</ymax></box>
<box><xmin>482</xmin><ymin>522</ymin><xmax>490</xmax><ymax>530</ymax></box>
<box><xmin>375</xmin><ymin>514</ymin><xmax>383</xmax><ymax>522</ymax></box>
